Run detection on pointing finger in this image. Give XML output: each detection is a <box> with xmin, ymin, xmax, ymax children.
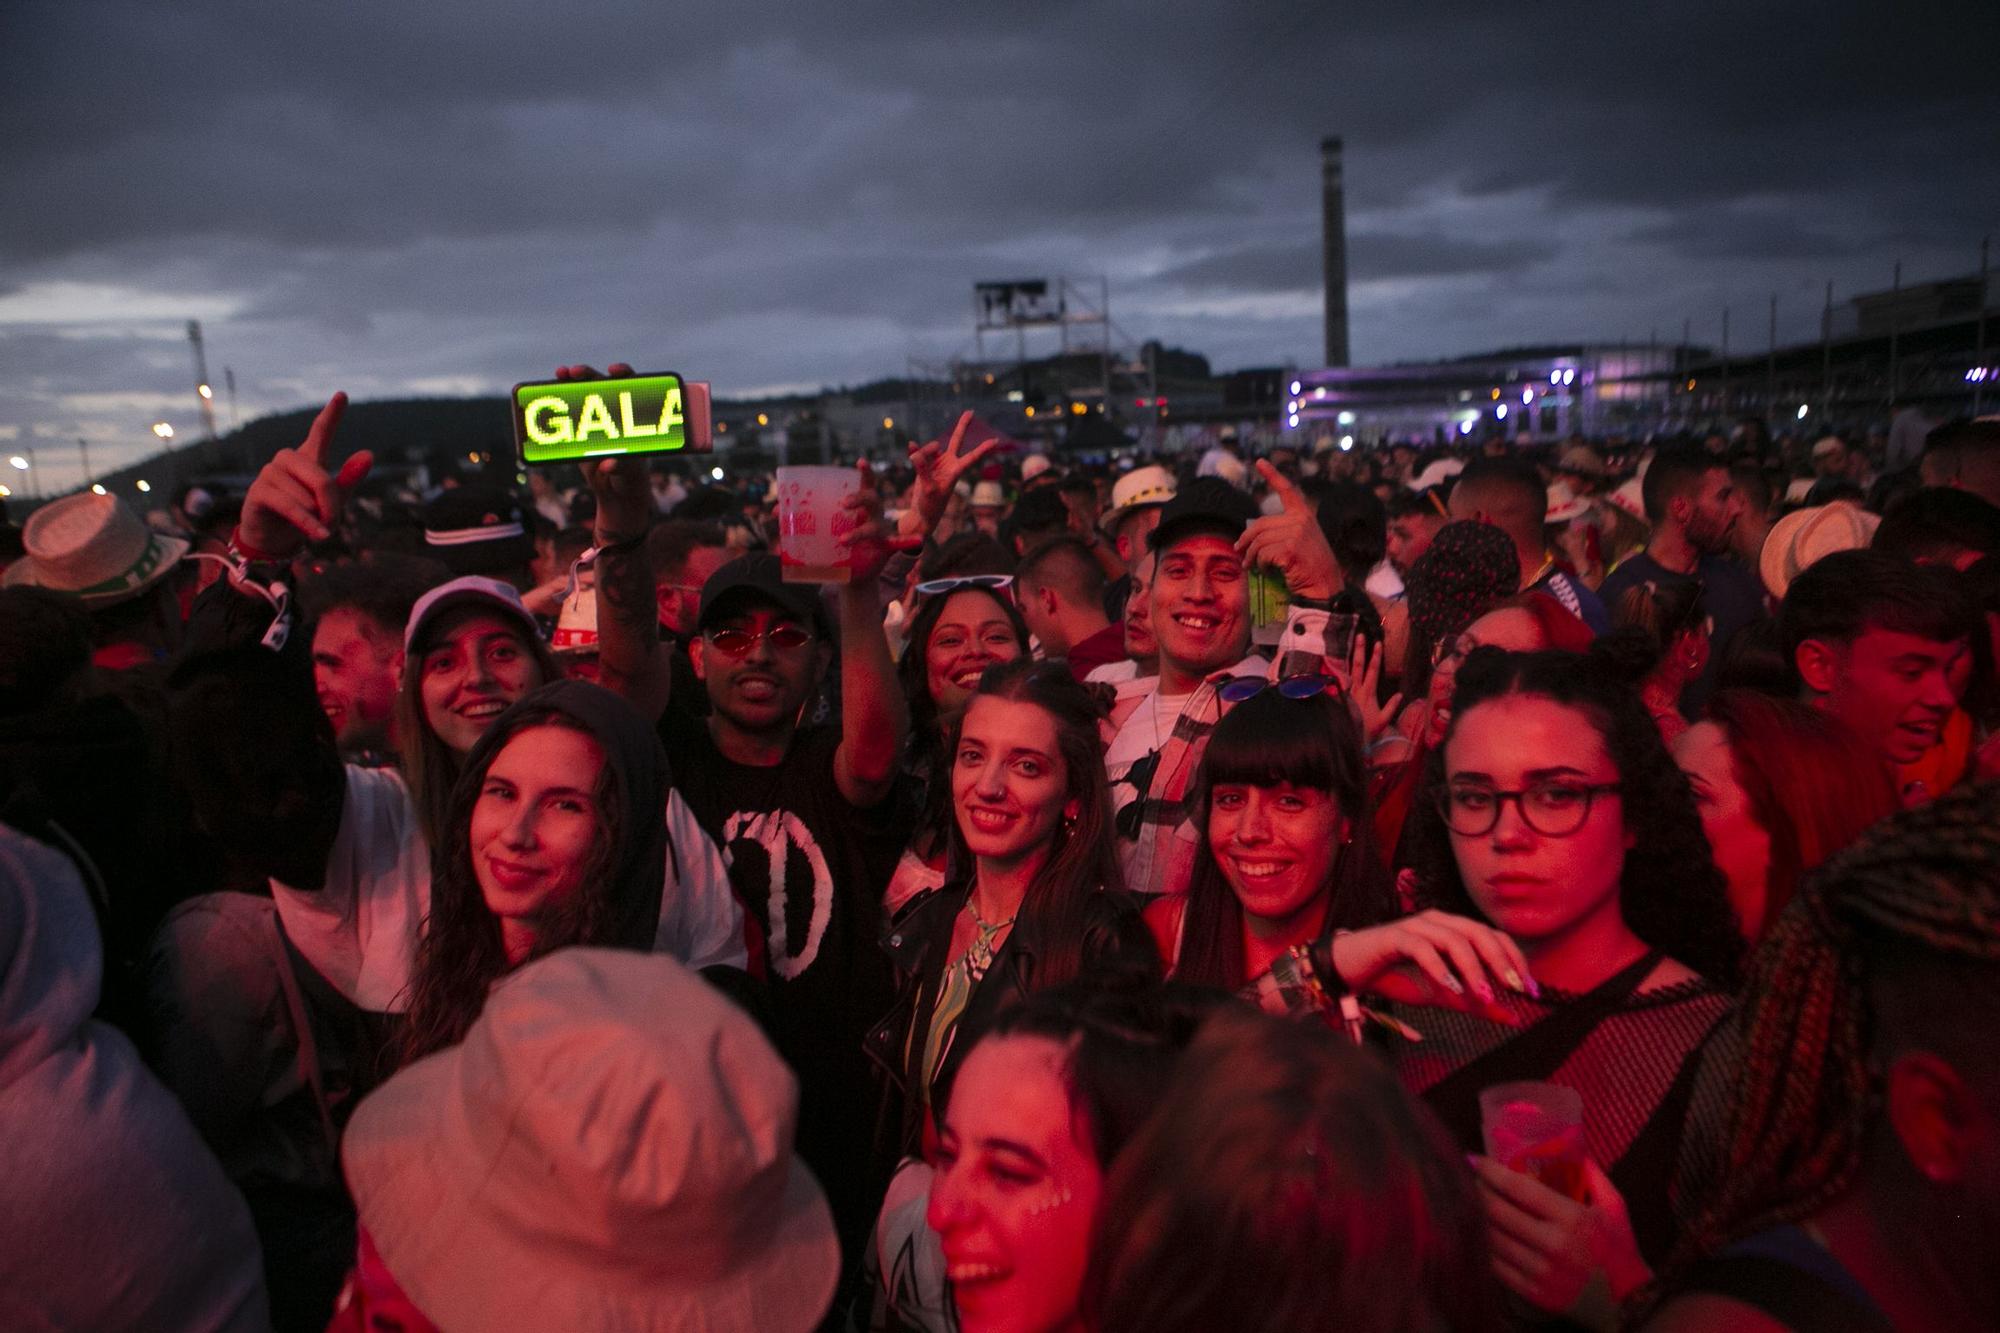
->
<box><xmin>1255</xmin><ymin>458</ymin><xmax>1306</xmax><ymax>509</ymax></box>
<box><xmin>297</xmin><ymin>392</ymin><xmax>348</xmax><ymax>469</ymax></box>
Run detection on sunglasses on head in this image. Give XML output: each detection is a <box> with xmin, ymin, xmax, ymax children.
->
<box><xmin>1217</xmin><ymin>673</ymin><xmax>1347</xmax><ymax>705</ymax></box>
<box><xmin>703</xmin><ymin>623</ymin><xmax>815</xmax><ymax>658</ymax></box>
<box><xmin>914</xmin><ymin>574</ymin><xmax>1014</xmax><ymax>598</ymax></box>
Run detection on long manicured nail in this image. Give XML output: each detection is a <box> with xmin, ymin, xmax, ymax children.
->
<box><xmin>1439</xmin><ymin>973</ymin><xmax>1465</xmax><ymax>996</ymax></box>
<box><xmin>1504</xmin><ymin>969</ymin><xmax>1525</xmax><ymax>993</ymax></box>
<box><xmin>1472</xmin><ymin>979</ymin><xmax>1495</xmax><ymax>1004</ymax></box>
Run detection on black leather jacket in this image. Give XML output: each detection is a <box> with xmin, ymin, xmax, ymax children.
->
<box><xmin>865</xmin><ymin>878</ymin><xmax>1159</xmax><ymax>1156</ymax></box>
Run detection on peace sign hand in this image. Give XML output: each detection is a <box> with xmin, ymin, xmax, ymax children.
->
<box><xmin>1237</xmin><ymin>459</ymin><xmax>1342</xmax><ymax>601</ymax></box>
<box><xmin>905</xmin><ymin>410</ymin><xmax>998</xmax><ymax>537</ymax></box>
<box><xmin>239</xmin><ymin>392</ymin><xmax>373</xmax><ymax>559</ymax></box>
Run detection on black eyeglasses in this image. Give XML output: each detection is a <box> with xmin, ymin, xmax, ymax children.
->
<box><xmin>704</xmin><ymin>624</ymin><xmax>814</xmax><ymax>658</ymax></box>
<box><xmin>1438</xmin><ymin>781</ymin><xmax>1622</xmax><ymax>837</ymax></box>
<box><xmin>914</xmin><ymin>574</ymin><xmax>1014</xmax><ymax>597</ymax></box>
<box><xmin>1217</xmin><ymin>673</ymin><xmax>1347</xmax><ymax>705</ymax></box>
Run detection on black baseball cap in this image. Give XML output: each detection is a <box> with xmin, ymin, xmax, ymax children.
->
<box><xmin>696</xmin><ymin>552</ymin><xmax>830</xmax><ymax>634</ymax></box>
<box><xmin>1148</xmin><ymin>477</ymin><xmax>1261</xmax><ymax>553</ymax></box>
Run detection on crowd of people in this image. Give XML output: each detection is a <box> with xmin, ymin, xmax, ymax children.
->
<box><xmin>4</xmin><ymin>379</ymin><xmax>2000</xmax><ymax>1331</ymax></box>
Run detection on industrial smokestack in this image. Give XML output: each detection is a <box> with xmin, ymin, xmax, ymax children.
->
<box><xmin>1321</xmin><ymin>136</ymin><xmax>1350</xmax><ymax>368</ymax></box>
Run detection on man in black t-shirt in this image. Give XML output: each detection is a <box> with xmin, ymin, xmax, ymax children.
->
<box><xmin>1599</xmin><ymin>446</ymin><xmax>1768</xmax><ymax>715</ymax></box>
<box><xmin>659</xmin><ymin>525</ymin><xmax>909</xmax><ymax>1280</ymax></box>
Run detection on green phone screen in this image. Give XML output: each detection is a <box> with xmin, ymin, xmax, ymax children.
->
<box><xmin>514</xmin><ymin>374</ymin><xmax>686</xmax><ymax>465</ymax></box>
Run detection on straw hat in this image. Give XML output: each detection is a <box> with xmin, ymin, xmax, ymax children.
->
<box><xmin>1099</xmin><ymin>465</ymin><xmax>1175</xmax><ymax>535</ymax></box>
<box><xmin>344</xmin><ymin>949</ymin><xmax>839</xmax><ymax>1333</ymax></box>
<box><xmin>2</xmin><ymin>491</ymin><xmax>189</xmax><ymax>608</ymax></box>
<box><xmin>1759</xmin><ymin>500</ymin><xmax>1882</xmax><ymax>599</ymax></box>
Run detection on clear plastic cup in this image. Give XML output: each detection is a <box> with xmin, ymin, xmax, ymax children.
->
<box><xmin>1479</xmin><ymin>1081</ymin><xmax>1588</xmax><ymax>1201</ymax></box>
<box><xmin>774</xmin><ymin>465</ymin><xmax>860</xmax><ymax>583</ymax></box>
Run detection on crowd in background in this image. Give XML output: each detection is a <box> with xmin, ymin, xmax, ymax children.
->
<box><xmin>4</xmin><ymin>382</ymin><xmax>2000</xmax><ymax>1333</ymax></box>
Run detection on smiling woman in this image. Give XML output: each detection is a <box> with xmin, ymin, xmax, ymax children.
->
<box><xmin>871</xmin><ymin>658</ymin><xmax>1159</xmax><ymax>1153</ymax></box>
<box><xmin>399</xmin><ymin>679</ymin><xmax>669</xmax><ymax>1062</ymax></box>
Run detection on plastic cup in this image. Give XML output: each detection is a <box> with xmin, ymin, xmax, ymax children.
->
<box><xmin>775</xmin><ymin>465</ymin><xmax>860</xmax><ymax>583</ymax></box>
<box><xmin>1248</xmin><ymin>566</ymin><xmax>1292</xmax><ymax>646</ymax></box>
<box><xmin>1479</xmin><ymin>1081</ymin><xmax>1588</xmax><ymax>1202</ymax></box>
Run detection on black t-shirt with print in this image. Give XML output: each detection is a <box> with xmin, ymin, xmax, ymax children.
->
<box><xmin>660</xmin><ymin>710</ymin><xmax>909</xmax><ymax>1252</ymax></box>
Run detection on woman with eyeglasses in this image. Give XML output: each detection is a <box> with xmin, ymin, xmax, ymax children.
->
<box><xmin>1148</xmin><ymin>685</ymin><xmax>1532</xmax><ymax>1032</ymax></box>
<box><xmin>885</xmin><ymin>573</ymin><xmax>1034</xmax><ymax>913</ymax></box>
<box><xmin>1390</xmin><ymin>648</ymin><xmax>1744</xmax><ymax>1324</ymax></box>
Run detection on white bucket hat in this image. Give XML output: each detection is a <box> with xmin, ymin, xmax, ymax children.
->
<box><xmin>969</xmin><ymin>480</ymin><xmax>1006</xmax><ymax>510</ymax></box>
<box><xmin>2</xmin><ymin>491</ymin><xmax>189</xmax><ymax>607</ymax></box>
<box><xmin>1759</xmin><ymin>499</ymin><xmax>1882</xmax><ymax>599</ymax></box>
<box><xmin>343</xmin><ymin>948</ymin><xmax>839</xmax><ymax>1333</ymax></box>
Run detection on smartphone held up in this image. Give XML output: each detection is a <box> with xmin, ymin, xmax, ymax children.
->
<box><xmin>513</xmin><ymin>372</ymin><xmax>714</xmax><ymax>467</ymax></box>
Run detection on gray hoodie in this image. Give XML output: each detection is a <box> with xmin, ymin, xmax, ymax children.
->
<box><xmin>0</xmin><ymin>825</ymin><xmax>270</xmax><ymax>1331</ymax></box>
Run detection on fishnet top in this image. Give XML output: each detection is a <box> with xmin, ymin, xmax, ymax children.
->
<box><xmin>1387</xmin><ymin>973</ymin><xmax>1735</xmax><ymax>1264</ymax></box>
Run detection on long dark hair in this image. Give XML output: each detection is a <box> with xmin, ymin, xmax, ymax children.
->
<box><xmin>1175</xmin><ymin>690</ymin><xmax>1397</xmax><ymax>988</ymax></box>
<box><xmin>1405</xmin><ymin>649</ymin><xmax>1745</xmax><ymax>988</ymax></box>
<box><xmin>395</xmin><ymin>606</ymin><xmax>562</xmax><ymax>854</ymax></box>
<box><xmin>1086</xmin><ymin>1005</ymin><xmax>1501</xmax><ymax>1333</ymax></box>
<box><xmin>1703</xmin><ymin>690</ymin><xmax>1898</xmax><ymax>941</ymax></box>
<box><xmin>946</xmin><ymin>657</ymin><xmax>1123</xmax><ymax>991</ymax></box>
<box><xmin>399</xmin><ymin>699</ymin><xmax>634</xmax><ymax>1063</ymax></box>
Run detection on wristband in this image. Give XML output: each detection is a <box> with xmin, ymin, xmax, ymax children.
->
<box><xmin>228</xmin><ymin>526</ymin><xmax>290</xmax><ymax>564</ymax></box>
<box><xmin>1288</xmin><ymin>593</ymin><xmax>1335</xmax><ymax>611</ymax></box>
<box><xmin>592</xmin><ymin>530</ymin><xmax>648</xmax><ymax>555</ymax></box>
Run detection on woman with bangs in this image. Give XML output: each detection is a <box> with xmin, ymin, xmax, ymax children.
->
<box><xmin>1390</xmin><ymin>646</ymin><xmax>1744</xmax><ymax>1324</ymax></box>
<box><xmin>1150</xmin><ymin>686</ymin><xmax>1533</xmax><ymax>1031</ymax></box>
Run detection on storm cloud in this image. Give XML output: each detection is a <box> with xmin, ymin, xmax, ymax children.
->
<box><xmin>3</xmin><ymin>0</ymin><xmax>1995</xmax><ymax>487</ymax></box>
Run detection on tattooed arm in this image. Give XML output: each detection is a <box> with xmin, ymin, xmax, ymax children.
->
<box><xmin>587</xmin><ymin>453</ymin><xmax>672</xmax><ymax>719</ymax></box>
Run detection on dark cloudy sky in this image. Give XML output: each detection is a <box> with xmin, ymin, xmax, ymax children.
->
<box><xmin>4</xmin><ymin>1</ymin><xmax>1996</xmax><ymax>490</ymax></box>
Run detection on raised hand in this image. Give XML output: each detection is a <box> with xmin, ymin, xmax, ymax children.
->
<box><xmin>551</xmin><ymin>363</ymin><xmax>654</xmax><ymax>544</ymax></box>
<box><xmin>1347</xmin><ymin>635</ymin><xmax>1404</xmax><ymax>747</ymax></box>
<box><xmin>838</xmin><ymin>460</ymin><xmax>892</xmax><ymax>586</ymax></box>
<box><xmin>905</xmin><ymin>411</ymin><xmax>998</xmax><ymax>538</ymax></box>
<box><xmin>1238</xmin><ymin>459</ymin><xmax>1341</xmax><ymax>601</ymax></box>
<box><xmin>239</xmin><ymin>393</ymin><xmax>372</xmax><ymax>559</ymax></box>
